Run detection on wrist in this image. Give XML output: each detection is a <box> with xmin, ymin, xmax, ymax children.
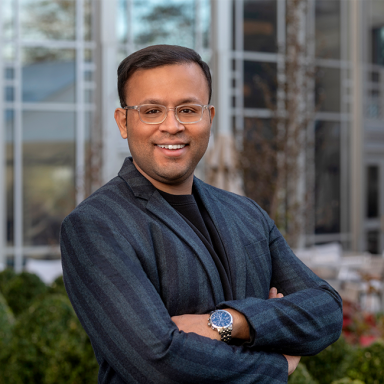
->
<box><xmin>224</xmin><ymin>308</ymin><xmax>250</xmax><ymax>340</ymax></box>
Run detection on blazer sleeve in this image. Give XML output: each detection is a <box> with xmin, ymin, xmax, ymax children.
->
<box><xmin>60</xmin><ymin>208</ymin><xmax>289</xmax><ymax>384</ymax></box>
<box><xmin>217</xmin><ymin>206</ymin><xmax>343</xmax><ymax>356</ymax></box>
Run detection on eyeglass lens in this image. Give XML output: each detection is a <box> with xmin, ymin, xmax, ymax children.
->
<box><xmin>139</xmin><ymin>104</ymin><xmax>203</xmax><ymax>124</ymax></box>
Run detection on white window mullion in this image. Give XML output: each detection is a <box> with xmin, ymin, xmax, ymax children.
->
<box><xmin>76</xmin><ymin>0</ymin><xmax>85</xmax><ymax>205</ymax></box>
<box><xmin>14</xmin><ymin>0</ymin><xmax>23</xmax><ymax>272</ymax></box>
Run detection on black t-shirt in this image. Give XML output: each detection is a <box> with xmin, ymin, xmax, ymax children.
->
<box><xmin>158</xmin><ymin>188</ymin><xmax>233</xmax><ymax>301</ymax></box>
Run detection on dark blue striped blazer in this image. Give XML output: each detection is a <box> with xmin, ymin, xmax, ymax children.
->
<box><xmin>60</xmin><ymin>157</ymin><xmax>343</xmax><ymax>384</ymax></box>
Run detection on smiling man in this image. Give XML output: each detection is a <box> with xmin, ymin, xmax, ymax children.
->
<box><xmin>60</xmin><ymin>45</ymin><xmax>343</xmax><ymax>384</ymax></box>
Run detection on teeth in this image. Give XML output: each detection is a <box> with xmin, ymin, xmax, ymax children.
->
<box><xmin>158</xmin><ymin>144</ymin><xmax>186</xmax><ymax>150</ymax></box>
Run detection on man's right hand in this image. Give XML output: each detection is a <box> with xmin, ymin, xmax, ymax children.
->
<box><xmin>269</xmin><ymin>287</ymin><xmax>301</xmax><ymax>376</ymax></box>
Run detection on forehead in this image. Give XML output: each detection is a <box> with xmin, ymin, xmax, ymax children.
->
<box><xmin>125</xmin><ymin>63</ymin><xmax>209</xmax><ymax>105</ymax></box>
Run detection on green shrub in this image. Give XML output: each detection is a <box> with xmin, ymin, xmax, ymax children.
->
<box><xmin>301</xmin><ymin>336</ymin><xmax>356</xmax><ymax>384</ymax></box>
<box><xmin>288</xmin><ymin>362</ymin><xmax>319</xmax><ymax>384</ymax></box>
<box><xmin>2</xmin><ymin>271</ymin><xmax>48</xmax><ymax>316</ymax></box>
<box><xmin>345</xmin><ymin>340</ymin><xmax>384</xmax><ymax>384</ymax></box>
<box><xmin>0</xmin><ymin>292</ymin><xmax>14</xmax><ymax>360</ymax></box>
<box><xmin>331</xmin><ymin>379</ymin><xmax>365</xmax><ymax>384</ymax></box>
<box><xmin>3</xmin><ymin>294</ymin><xmax>98</xmax><ymax>384</ymax></box>
<box><xmin>48</xmin><ymin>275</ymin><xmax>67</xmax><ymax>296</ymax></box>
<box><xmin>0</xmin><ymin>268</ymin><xmax>16</xmax><ymax>295</ymax></box>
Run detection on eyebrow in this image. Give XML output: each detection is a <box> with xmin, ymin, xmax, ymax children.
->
<box><xmin>139</xmin><ymin>97</ymin><xmax>204</xmax><ymax>105</ymax></box>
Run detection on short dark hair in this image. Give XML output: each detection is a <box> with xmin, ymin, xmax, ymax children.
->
<box><xmin>117</xmin><ymin>45</ymin><xmax>212</xmax><ymax>107</ymax></box>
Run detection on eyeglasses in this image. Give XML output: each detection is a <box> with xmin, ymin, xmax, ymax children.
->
<box><xmin>124</xmin><ymin>104</ymin><xmax>211</xmax><ymax>125</ymax></box>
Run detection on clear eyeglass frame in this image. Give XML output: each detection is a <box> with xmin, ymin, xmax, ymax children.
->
<box><xmin>123</xmin><ymin>103</ymin><xmax>212</xmax><ymax>125</ymax></box>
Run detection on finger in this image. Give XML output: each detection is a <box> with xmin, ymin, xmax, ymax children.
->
<box><xmin>277</xmin><ymin>293</ymin><xmax>284</xmax><ymax>298</ymax></box>
<box><xmin>269</xmin><ymin>287</ymin><xmax>277</xmax><ymax>299</ymax></box>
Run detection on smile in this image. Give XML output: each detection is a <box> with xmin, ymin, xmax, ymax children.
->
<box><xmin>157</xmin><ymin>144</ymin><xmax>186</xmax><ymax>150</ymax></box>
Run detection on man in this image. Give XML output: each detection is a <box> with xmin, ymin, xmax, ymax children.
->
<box><xmin>60</xmin><ymin>45</ymin><xmax>343</xmax><ymax>384</ymax></box>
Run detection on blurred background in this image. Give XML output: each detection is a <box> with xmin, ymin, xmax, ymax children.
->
<box><xmin>1</xmin><ymin>1</ymin><xmax>384</xmax><ymax>382</ymax></box>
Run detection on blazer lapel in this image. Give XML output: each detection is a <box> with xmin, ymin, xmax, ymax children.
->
<box><xmin>194</xmin><ymin>178</ymin><xmax>247</xmax><ymax>300</ymax></box>
<box><xmin>118</xmin><ymin>158</ymin><xmax>225</xmax><ymax>304</ymax></box>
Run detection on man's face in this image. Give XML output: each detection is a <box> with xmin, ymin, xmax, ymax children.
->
<box><xmin>115</xmin><ymin>63</ymin><xmax>215</xmax><ymax>193</ymax></box>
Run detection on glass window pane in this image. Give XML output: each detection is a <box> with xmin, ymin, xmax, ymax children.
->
<box><xmin>132</xmin><ymin>0</ymin><xmax>195</xmax><ymax>48</ymax></box>
<box><xmin>6</xmin><ymin>110</ymin><xmax>14</xmax><ymax>246</ymax></box>
<box><xmin>369</xmin><ymin>0</ymin><xmax>384</xmax><ymax>64</ymax></box>
<box><xmin>3</xmin><ymin>44</ymin><xmax>15</xmax><ymax>62</ymax></box>
<box><xmin>5</xmin><ymin>87</ymin><xmax>14</xmax><ymax>102</ymax></box>
<box><xmin>242</xmin><ymin>118</ymin><xmax>275</xmax><ymax>213</ymax></box>
<box><xmin>201</xmin><ymin>0</ymin><xmax>211</xmax><ymax>49</ymax></box>
<box><xmin>243</xmin><ymin>0</ymin><xmax>277</xmax><ymax>53</ymax></box>
<box><xmin>117</xmin><ymin>0</ymin><xmax>128</xmax><ymax>44</ymax></box>
<box><xmin>22</xmin><ymin>48</ymin><xmax>76</xmax><ymax>103</ymax></box>
<box><xmin>5</xmin><ymin>67</ymin><xmax>14</xmax><ymax>79</ymax></box>
<box><xmin>366</xmin><ymin>165</ymin><xmax>380</xmax><ymax>218</ymax></box>
<box><xmin>244</xmin><ymin>61</ymin><xmax>277</xmax><ymax>108</ymax></box>
<box><xmin>366</xmin><ymin>230</ymin><xmax>380</xmax><ymax>254</ymax></box>
<box><xmin>84</xmin><ymin>0</ymin><xmax>93</xmax><ymax>41</ymax></box>
<box><xmin>2</xmin><ymin>0</ymin><xmax>15</xmax><ymax>39</ymax></box>
<box><xmin>315</xmin><ymin>121</ymin><xmax>340</xmax><ymax>234</ymax></box>
<box><xmin>315</xmin><ymin>0</ymin><xmax>341</xmax><ymax>59</ymax></box>
<box><xmin>20</xmin><ymin>0</ymin><xmax>76</xmax><ymax>41</ymax></box>
<box><xmin>316</xmin><ymin>67</ymin><xmax>341</xmax><ymax>113</ymax></box>
<box><xmin>23</xmin><ymin>111</ymin><xmax>76</xmax><ymax>246</ymax></box>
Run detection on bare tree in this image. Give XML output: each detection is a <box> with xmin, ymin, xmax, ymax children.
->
<box><xmin>239</xmin><ymin>0</ymin><xmax>321</xmax><ymax>248</ymax></box>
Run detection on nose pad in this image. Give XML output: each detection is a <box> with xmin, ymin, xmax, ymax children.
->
<box><xmin>159</xmin><ymin>108</ymin><xmax>184</xmax><ymax>132</ymax></box>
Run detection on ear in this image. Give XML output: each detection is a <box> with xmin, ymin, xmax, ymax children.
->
<box><xmin>115</xmin><ymin>108</ymin><xmax>128</xmax><ymax>139</ymax></box>
<box><xmin>209</xmin><ymin>106</ymin><xmax>216</xmax><ymax>125</ymax></box>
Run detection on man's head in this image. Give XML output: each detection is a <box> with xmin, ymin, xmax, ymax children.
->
<box><xmin>114</xmin><ymin>45</ymin><xmax>215</xmax><ymax>195</ymax></box>
<box><xmin>117</xmin><ymin>45</ymin><xmax>212</xmax><ymax>108</ymax></box>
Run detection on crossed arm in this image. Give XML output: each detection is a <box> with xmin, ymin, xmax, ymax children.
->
<box><xmin>171</xmin><ymin>287</ymin><xmax>301</xmax><ymax>376</ymax></box>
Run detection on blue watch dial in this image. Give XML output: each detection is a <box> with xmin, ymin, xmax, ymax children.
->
<box><xmin>211</xmin><ymin>310</ymin><xmax>232</xmax><ymax>327</ymax></box>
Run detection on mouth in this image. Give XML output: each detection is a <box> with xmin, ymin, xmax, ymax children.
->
<box><xmin>156</xmin><ymin>144</ymin><xmax>187</xmax><ymax>150</ymax></box>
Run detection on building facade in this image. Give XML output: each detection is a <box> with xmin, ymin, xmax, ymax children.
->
<box><xmin>0</xmin><ymin>0</ymin><xmax>383</xmax><ymax>271</ymax></box>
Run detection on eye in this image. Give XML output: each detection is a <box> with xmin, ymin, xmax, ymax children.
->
<box><xmin>141</xmin><ymin>105</ymin><xmax>163</xmax><ymax>115</ymax></box>
<box><xmin>178</xmin><ymin>105</ymin><xmax>199</xmax><ymax>114</ymax></box>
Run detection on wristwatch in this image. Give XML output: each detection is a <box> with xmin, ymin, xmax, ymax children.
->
<box><xmin>208</xmin><ymin>309</ymin><xmax>233</xmax><ymax>342</ymax></box>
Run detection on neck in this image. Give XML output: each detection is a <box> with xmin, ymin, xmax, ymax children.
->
<box><xmin>133</xmin><ymin>161</ymin><xmax>193</xmax><ymax>195</ymax></box>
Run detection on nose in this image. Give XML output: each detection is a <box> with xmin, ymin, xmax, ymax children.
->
<box><xmin>158</xmin><ymin>108</ymin><xmax>185</xmax><ymax>134</ymax></box>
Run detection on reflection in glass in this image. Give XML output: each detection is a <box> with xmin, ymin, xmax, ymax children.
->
<box><xmin>366</xmin><ymin>166</ymin><xmax>379</xmax><ymax>218</ymax></box>
<box><xmin>22</xmin><ymin>48</ymin><xmax>76</xmax><ymax>103</ymax></box>
<box><xmin>5</xmin><ymin>67</ymin><xmax>15</xmax><ymax>79</ymax></box>
<box><xmin>244</xmin><ymin>61</ymin><xmax>277</xmax><ymax>108</ymax></box>
<box><xmin>315</xmin><ymin>121</ymin><xmax>340</xmax><ymax>234</ymax></box>
<box><xmin>117</xmin><ymin>0</ymin><xmax>128</xmax><ymax>43</ymax></box>
<box><xmin>84</xmin><ymin>70</ymin><xmax>93</xmax><ymax>82</ymax></box>
<box><xmin>366</xmin><ymin>230</ymin><xmax>380</xmax><ymax>255</ymax></box>
<box><xmin>6</xmin><ymin>110</ymin><xmax>14</xmax><ymax>246</ymax></box>
<box><xmin>315</xmin><ymin>0</ymin><xmax>341</xmax><ymax>59</ymax></box>
<box><xmin>243</xmin><ymin>0</ymin><xmax>277</xmax><ymax>53</ymax></box>
<box><xmin>20</xmin><ymin>0</ymin><xmax>76</xmax><ymax>40</ymax></box>
<box><xmin>242</xmin><ymin>118</ymin><xmax>275</xmax><ymax>213</ymax></box>
<box><xmin>84</xmin><ymin>49</ymin><xmax>93</xmax><ymax>62</ymax></box>
<box><xmin>84</xmin><ymin>0</ymin><xmax>93</xmax><ymax>41</ymax></box>
<box><xmin>315</xmin><ymin>67</ymin><xmax>341</xmax><ymax>113</ymax></box>
<box><xmin>22</xmin><ymin>111</ymin><xmax>76</xmax><ymax>246</ymax></box>
<box><xmin>84</xmin><ymin>89</ymin><xmax>93</xmax><ymax>104</ymax></box>
<box><xmin>132</xmin><ymin>0</ymin><xmax>195</xmax><ymax>48</ymax></box>
<box><xmin>3</xmin><ymin>44</ymin><xmax>15</xmax><ymax>62</ymax></box>
<box><xmin>5</xmin><ymin>87</ymin><xmax>14</xmax><ymax>102</ymax></box>
<box><xmin>201</xmin><ymin>0</ymin><xmax>211</xmax><ymax>48</ymax></box>
<box><xmin>3</xmin><ymin>0</ymin><xmax>15</xmax><ymax>39</ymax></box>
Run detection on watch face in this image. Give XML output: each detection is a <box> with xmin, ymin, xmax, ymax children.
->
<box><xmin>211</xmin><ymin>310</ymin><xmax>232</xmax><ymax>328</ymax></box>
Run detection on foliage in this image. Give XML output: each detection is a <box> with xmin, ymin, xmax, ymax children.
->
<box><xmin>0</xmin><ymin>268</ymin><xmax>16</xmax><ymax>294</ymax></box>
<box><xmin>331</xmin><ymin>379</ymin><xmax>365</xmax><ymax>384</ymax></box>
<box><xmin>2</xmin><ymin>272</ymin><xmax>48</xmax><ymax>316</ymax></box>
<box><xmin>288</xmin><ymin>362</ymin><xmax>318</xmax><ymax>384</ymax></box>
<box><xmin>345</xmin><ymin>341</ymin><xmax>384</xmax><ymax>384</ymax></box>
<box><xmin>2</xmin><ymin>294</ymin><xmax>98</xmax><ymax>384</ymax></box>
<box><xmin>301</xmin><ymin>336</ymin><xmax>356</xmax><ymax>384</ymax></box>
<box><xmin>48</xmin><ymin>275</ymin><xmax>67</xmax><ymax>296</ymax></box>
<box><xmin>0</xmin><ymin>292</ymin><xmax>14</xmax><ymax>361</ymax></box>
